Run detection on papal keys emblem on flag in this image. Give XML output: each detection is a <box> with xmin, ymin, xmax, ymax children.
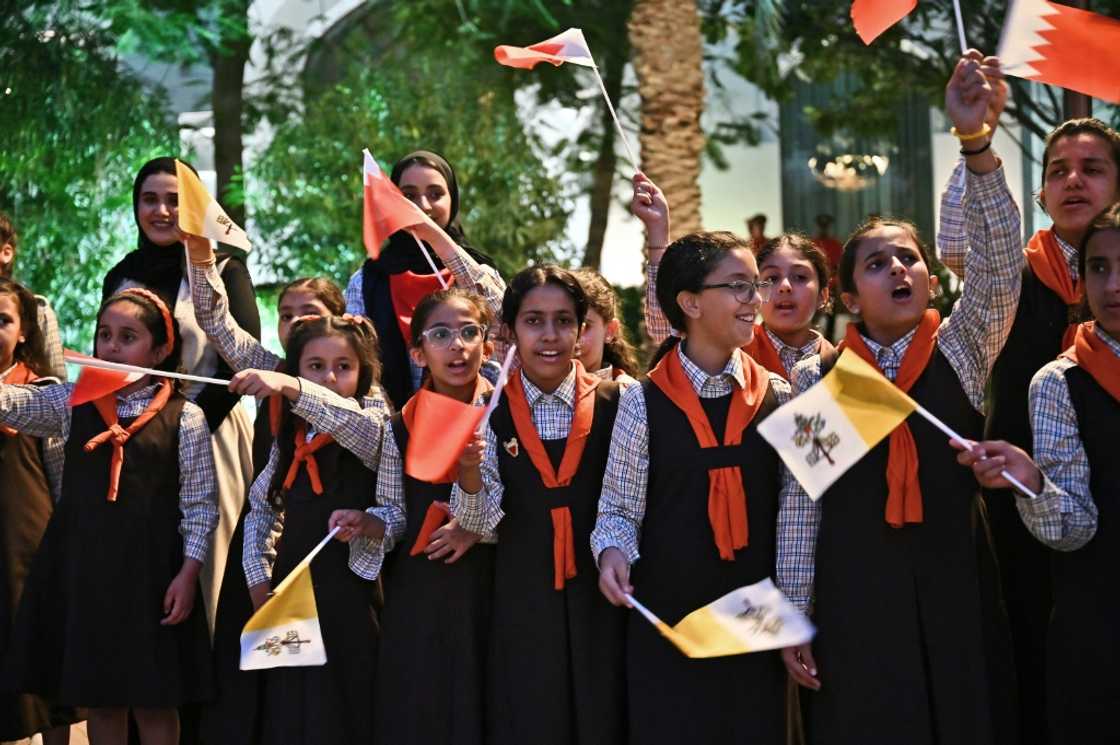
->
<box><xmin>792</xmin><ymin>412</ymin><xmax>841</xmax><ymax>468</ymax></box>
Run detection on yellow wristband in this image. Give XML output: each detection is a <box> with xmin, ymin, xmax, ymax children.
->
<box><xmin>950</xmin><ymin>123</ymin><xmax>992</xmax><ymax>142</ymax></box>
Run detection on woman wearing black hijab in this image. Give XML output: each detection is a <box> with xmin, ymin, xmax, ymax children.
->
<box><xmin>102</xmin><ymin>157</ymin><xmax>259</xmax><ymax>642</ymax></box>
<box><xmin>344</xmin><ymin>150</ymin><xmax>506</xmax><ymax>410</ymax></box>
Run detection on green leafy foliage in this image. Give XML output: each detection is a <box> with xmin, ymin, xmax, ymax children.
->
<box><xmin>249</xmin><ymin>54</ymin><xmax>575</xmax><ymax>284</ymax></box>
<box><xmin>0</xmin><ymin>2</ymin><xmax>179</xmax><ymax>349</ymax></box>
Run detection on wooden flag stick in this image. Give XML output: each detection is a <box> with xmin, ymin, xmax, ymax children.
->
<box><xmin>412</xmin><ymin>233</ymin><xmax>450</xmax><ymax>290</ymax></box>
<box><xmin>64</xmin><ymin>353</ymin><xmax>230</xmax><ymax>387</ymax></box>
<box><xmin>912</xmin><ymin>402</ymin><xmax>1039</xmax><ymax>499</ymax></box>
<box><xmin>591</xmin><ymin>65</ymin><xmax>640</xmax><ymax>173</ymax></box>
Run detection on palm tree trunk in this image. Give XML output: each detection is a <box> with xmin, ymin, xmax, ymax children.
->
<box><xmin>210</xmin><ymin>0</ymin><xmax>251</xmax><ymax>229</ymax></box>
<box><xmin>627</xmin><ymin>0</ymin><xmax>706</xmax><ymax>238</ymax></box>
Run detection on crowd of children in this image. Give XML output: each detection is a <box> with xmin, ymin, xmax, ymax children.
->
<box><xmin>0</xmin><ymin>51</ymin><xmax>1115</xmax><ymax>745</ymax></box>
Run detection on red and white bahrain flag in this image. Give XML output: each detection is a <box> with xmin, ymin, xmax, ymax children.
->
<box><xmin>494</xmin><ymin>28</ymin><xmax>595</xmax><ymax>69</ymax></box>
<box><xmin>998</xmin><ymin>0</ymin><xmax>1120</xmax><ymax>103</ymax></box>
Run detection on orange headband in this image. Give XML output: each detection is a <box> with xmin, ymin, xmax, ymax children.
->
<box><xmin>118</xmin><ymin>287</ymin><xmax>175</xmax><ymax>347</ymax></box>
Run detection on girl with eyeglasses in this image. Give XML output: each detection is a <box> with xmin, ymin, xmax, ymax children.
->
<box><xmin>632</xmin><ymin>174</ymin><xmax>834</xmax><ymax>379</ymax></box>
<box><xmin>325</xmin><ymin>288</ymin><xmax>497</xmax><ymax>745</ymax></box>
<box><xmin>593</xmin><ymin>231</ymin><xmax>797</xmax><ymax>745</ymax></box>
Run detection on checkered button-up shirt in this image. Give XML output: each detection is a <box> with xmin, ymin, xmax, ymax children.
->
<box><xmin>191</xmin><ymin>261</ymin><xmax>282</xmax><ymax>372</ymax></box>
<box><xmin>350</xmin><ymin>388</ymin><xmax>497</xmax><ymax>580</ymax></box>
<box><xmin>450</xmin><ymin>364</ymin><xmax>579</xmax><ymax>536</ymax></box>
<box><xmin>1019</xmin><ymin>325</ymin><xmax>1120</xmax><ymax>551</ymax></box>
<box><xmin>243</xmin><ymin>381</ymin><xmax>387</xmax><ymax>587</ymax></box>
<box><xmin>590</xmin><ymin>343</ymin><xmax>798</xmax><ymax>565</ymax></box>
<box><xmin>0</xmin><ymin>381</ymin><xmax>218</xmax><ymax>562</ymax></box>
<box><xmin>778</xmin><ymin>167</ymin><xmax>1023</xmax><ymax>612</ymax></box>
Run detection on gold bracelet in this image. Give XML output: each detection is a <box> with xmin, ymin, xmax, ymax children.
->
<box><xmin>950</xmin><ymin>123</ymin><xmax>992</xmax><ymax>142</ymax></box>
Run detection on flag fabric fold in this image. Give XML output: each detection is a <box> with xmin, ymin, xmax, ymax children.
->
<box><xmin>494</xmin><ymin>28</ymin><xmax>596</xmax><ymax>69</ymax></box>
<box><xmin>756</xmin><ymin>350</ymin><xmax>917</xmax><ymax>501</ymax></box>
<box><xmin>65</xmin><ymin>351</ymin><xmax>143</xmax><ymax>407</ymax></box>
<box><xmin>998</xmin><ymin>0</ymin><xmax>1120</xmax><ymax>103</ymax></box>
<box><xmin>403</xmin><ymin>388</ymin><xmax>486</xmax><ymax>483</ymax></box>
<box><xmin>630</xmin><ymin>579</ymin><xmax>815</xmax><ymax>658</ymax></box>
<box><xmin>851</xmin><ymin>0</ymin><xmax>918</xmax><ymax>45</ymax></box>
<box><xmin>240</xmin><ymin>530</ymin><xmax>337</xmax><ymax>670</ymax></box>
<box><xmin>174</xmin><ymin>160</ymin><xmax>251</xmax><ymax>252</ymax></box>
<box><xmin>362</xmin><ymin>149</ymin><xmax>428</xmax><ymax>259</ymax></box>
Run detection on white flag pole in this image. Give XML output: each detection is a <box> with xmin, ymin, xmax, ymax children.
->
<box><xmin>911</xmin><ymin>402</ymin><xmax>1039</xmax><ymax>499</ymax></box>
<box><xmin>64</xmin><ymin>353</ymin><xmax>230</xmax><ymax>387</ymax></box>
<box><xmin>625</xmin><ymin>593</ymin><xmax>666</xmax><ymax>626</ymax></box>
<box><xmin>953</xmin><ymin>0</ymin><xmax>968</xmax><ymax>54</ymax></box>
<box><xmin>476</xmin><ymin>345</ymin><xmax>518</xmax><ymax>435</ymax></box>
<box><xmin>590</xmin><ymin>65</ymin><xmax>640</xmax><ymax>173</ymax></box>
<box><xmin>411</xmin><ymin>233</ymin><xmax>450</xmax><ymax>290</ymax></box>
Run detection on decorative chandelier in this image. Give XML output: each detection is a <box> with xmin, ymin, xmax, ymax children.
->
<box><xmin>807</xmin><ymin>153</ymin><xmax>890</xmax><ymax>191</ymax></box>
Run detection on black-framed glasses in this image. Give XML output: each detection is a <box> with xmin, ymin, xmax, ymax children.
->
<box><xmin>419</xmin><ymin>323</ymin><xmax>488</xmax><ymax>348</ymax></box>
<box><xmin>699</xmin><ymin>279</ymin><xmax>773</xmax><ymax>304</ymax></box>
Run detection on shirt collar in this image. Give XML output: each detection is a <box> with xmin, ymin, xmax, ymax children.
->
<box><xmin>678</xmin><ymin>342</ymin><xmax>746</xmax><ymax>392</ymax></box>
<box><xmin>520</xmin><ymin>363</ymin><xmax>577</xmax><ymax>409</ymax></box>
<box><xmin>859</xmin><ymin>324</ymin><xmax>919</xmax><ymax>364</ymax></box>
<box><xmin>1095</xmin><ymin>325</ymin><xmax>1120</xmax><ymax>358</ymax></box>
<box><xmin>765</xmin><ymin>326</ymin><xmax>821</xmax><ymax>358</ymax></box>
<box><xmin>117</xmin><ymin>381</ymin><xmax>164</xmax><ymax>402</ymax></box>
<box><xmin>1055</xmin><ymin>233</ymin><xmax>1080</xmax><ymax>281</ymax></box>
<box><xmin>593</xmin><ymin>365</ymin><xmax>614</xmax><ymax>381</ymax></box>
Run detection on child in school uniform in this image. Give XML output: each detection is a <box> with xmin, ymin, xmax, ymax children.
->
<box><xmin>229</xmin><ymin>315</ymin><xmax>385</xmax><ymax>745</ymax></box>
<box><xmin>0</xmin><ymin>287</ymin><xmax>217</xmax><ymax>745</ymax></box>
<box><xmin>0</xmin><ymin>213</ymin><xmax>67</xmax><ymax>380</ymax></box>
<box><xmin>572</xmin><ymin>269</ymin><xmax>640</xmax><ymax>385</ymax></box>
<box><xmin>954</xmin><ymin>203</ymin><xmax>1120</xmax><ymax>745</ymax></box>
<box><xmin>938</xmin><ymin>53</ymin><xmax>1120</xmax><ymax>736</ymax></box>
<box><xmin>633</xmin><ymin>175</ymin><xmax>834</xmax><ymax>380</ymax></box>
<box><xmin>777</xmin><ymin>58</ymin><xmax>1023</xmax><ymax>745</ymax></box>
<box><xmin>184</xmin><ymin>234</ymin><xmax>361</xmax><ymax>744</ymax></box>
<box><xmin>328</xmin><ymin>288</ymin><xmax>496</xmax><ymax>745</ymax></box>
<box><xmin>450</xmin><ymin>266</ymin><xmax>627</xmax><ymax>745</ymax></box>
<box><xmin>594</xmin><ymin>231</ymin><xmax>796</xmax><ymax>745</ymax></box>
<box><xmin>0</xmin><ymin>278</ymin><xmax>76</xmax><ymax>744</ymax></box>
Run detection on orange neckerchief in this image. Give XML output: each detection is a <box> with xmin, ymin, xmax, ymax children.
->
<box><xmin>506</xmin><ymin>362</ymin><xmax>600</xmax><ymax>590</ymax></box>
<box><xmin>1025</xmin><ymin>229</ymin><xmax>1081</xmax><ymax>348</ymax></box>
<box><xmin>388</xmin><ymin>270</ymin><xmax>455</xmax><ymax>344</ymax></box>
<box><xmin>742</xmin><ymin>327</ymin><xmax>786</xmax><ymax>379</ymax></box>
<box><xmin>83</xmin><ymin>379</ymin><xmax>173</xmax><ymax>502</ymax></box>
<box><xmin>0</xmin><ymin>363</ymin><xmax>37</xmax><ymax>437</ymax></box>
<box><xmin>648</xmin><ymin>346</ymin><xmax>770</xmax><ymax>561</ymax></box>
<box><xmin>1061</xmin><ymin>322</ymin><xmax>1120</xmax><ymax>403</ymax></box>
<box><xmin>282</xmin><ymin>421</ymin><xmax>335</xmax><ymax>495</ymax></box>
<box><xmin>841</xmin><ymin>310</ymin><xmax>940</xmax><ymax>528</ymax></box>
<box><xmin>402</xmin><ymin>375</ymin><xmax>493</xmax><ymax>556</ymax></box>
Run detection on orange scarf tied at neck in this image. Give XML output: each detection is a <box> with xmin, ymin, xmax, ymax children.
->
<box><xmin>742</xmin><ymin>328</ymin><xmax>787</xmax><ymax>380</ymax></box>
<box><xmin>83</xmin><ymin>378</ymin><xmax>173</xmax><ymax>502</ymax></box>
<box><xmin>841</xmin><ymin>310</ymin><xmax>940</xmax><ymax>528</ymax></box>
<box><xmin>282</xmin><ymin>422</ymin><xmax>335</xmax><ymax>495</ymax></box>
<box><xmin>403</xmin><ymin>376</ymin><xmax>493</xmax><ymax>556</ymax></box>
<box><xmin>506</xmin><ymin>363</ymin><xmax>599</xmax><ymax>591</ymax></box>
<box><xmin>1025</xmin><ymin>229</ymin><xmax>1082</xmax><ymax>349</ymax></box>
<box><xmin>1</xmin><ymin>363</ymin><xmax>38</xmax><ymax>438</ymax></box>
<box><xmin>648</xmin><ymin>346</ymin><xmax>770</xmax><ymax>561</ymax></box>
<box><xmin>1061</xmin><ymin>322</ymin><xmax>1120</xmax><ymax>403</ymax></box>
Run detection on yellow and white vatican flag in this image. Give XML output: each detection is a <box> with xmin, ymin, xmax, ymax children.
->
<box><xmin>757</xmin><ymin>350</ymin><xmax>916</xmax><ymax>501</ymax></box>
<box><xmin>626</xmin><ymin>579</ymin><xmax>815</xmax><ymax>658</ymax></box>
<box><xmin>175</xmin><ymin>159</ymin><xmax>252</xmax><ymax>251</ymax></box>
<box><xmin>240</xmin><ymin>527</ymin><xmax>339</xmax><ymax>670</ymax></box>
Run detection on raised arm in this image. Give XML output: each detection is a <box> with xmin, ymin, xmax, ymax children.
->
<box><xmin>632</xmin><ymin>173</ymin><xmax>673</xmax><ymax>346</ymax></box>
<box><xmin>0</xmin><ymin>381</ymin><xmax>72</xmax><ymax>439</ymax></box>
